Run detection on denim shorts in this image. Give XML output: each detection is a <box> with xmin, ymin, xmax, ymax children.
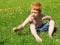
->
<box><xmin>36</xmin><ymin>22</ymin><xmax>49</xmax><ymax>32</ymax></box>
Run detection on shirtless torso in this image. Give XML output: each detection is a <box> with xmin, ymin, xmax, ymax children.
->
<box><xmin>29</xmin><ymin>14</ymin><xmax>47</xmax><ymax>27</ymax></box>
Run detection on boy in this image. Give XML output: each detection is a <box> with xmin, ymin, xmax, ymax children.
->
<box><xmin>13</xmin><ymin>2</ymin><xmax>55</xmax><ymax>42</ymax></box>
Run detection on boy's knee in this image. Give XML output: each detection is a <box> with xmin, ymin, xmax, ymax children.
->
<box><xmin>50</xmin><ymin>20</ymin><xmax>55</xmax><ymax>24</ymax></box>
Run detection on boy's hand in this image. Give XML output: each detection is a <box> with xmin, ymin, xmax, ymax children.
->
<box><xmin>13</xmin><ymin>27</ymin><xmax>18</xmax><ymax>32</ymax></box>
<box><xmin>36</xmin><ymin>37</ymin><xmax>42</xmax><ymax>42</ymax></box>
<box><xmin>13</xmin><ymin>25</ymin><xmax>23</xmax><ymax>32</ymax></box>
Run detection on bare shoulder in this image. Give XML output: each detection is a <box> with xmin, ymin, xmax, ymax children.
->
<box><xmin>22</xmin><ymin>15</ymin><xmax>33</xmax><ymax>26</ymax></box>
<box><xmin>41</xmin><ymin>14</ymin><xmax>52</xmax><ymax>20</ymax></box>
<box><xmin>25</xmin><ymin>15</ymin><xmax>33</xmax><ymax>22</ymax></box>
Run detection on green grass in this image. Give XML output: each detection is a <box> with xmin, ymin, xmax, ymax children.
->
<box><xmin>0</xmin><ymin>0</ymin><xmax>60</xmax><ymax>45</ymax></box>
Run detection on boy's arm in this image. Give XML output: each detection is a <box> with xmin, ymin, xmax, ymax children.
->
<box><xmin>42</xmin><ymin>15</ymin><xmax>52</xmax><ymax>21</ymax></box>
<box><xmin>42</xmin><ymin>15</ymin><xmax>55</xmax><ymax>37</ymax></box>
<box><xmin>30</xmin><ymin>23</ymin><xmax>42</xmax><ymax>42</ymax></box>
<box><xmin>13</xmin><ymin>16</ymin><xmax>32</xmax><ymax>32</ymax></box>
<box><xmin>18</xmin><ymin>17</ymin><xmax>31</xmax><ymax>29</ymax></box>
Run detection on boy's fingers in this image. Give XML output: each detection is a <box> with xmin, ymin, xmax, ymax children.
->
<box><xmin>13</xmin><ymin>27</ymin><xmax>17</xmax><ymax>32</ymax></box>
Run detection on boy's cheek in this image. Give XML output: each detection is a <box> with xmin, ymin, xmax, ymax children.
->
<box><xmin>31</xmin><ymin>14</ymin><xmax>37</xmax><ymax>17</ymax></box>
<box><xmin>31</xmin><ymin>13</ymin><xmax>35</xmax><ymax>16</ymax></box>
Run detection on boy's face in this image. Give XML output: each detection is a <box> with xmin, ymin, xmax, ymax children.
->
<box><xmin>30</xmin><ymin>9</ymin><xmax>40</xmax><ymax>18</ymax></box>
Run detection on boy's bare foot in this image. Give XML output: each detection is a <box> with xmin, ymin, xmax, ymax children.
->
<box><xmin>49</xmin><ymin>35</ymin><xmax>53</xmax><ymax>38</ymax></box>
<box><xmin>36</xmin><ymin>37</ymin><xmax>42</xmax><ymax>42</ymax></box>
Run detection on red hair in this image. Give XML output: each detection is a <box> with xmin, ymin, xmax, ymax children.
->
<box><xmin>30</xmin><ymin>2</ymin><xmax>42</xmax><ymax>13</ymax></box>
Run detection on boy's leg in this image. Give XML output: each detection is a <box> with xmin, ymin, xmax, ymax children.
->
<box><xmin>48</xmin><ymin>20</ymin><xmax>55</xmax><ymax>38</ymax></box>
<box><xmin>30</xmin><ymin>23</ymin><xmax>42</xmax><ymax>42</ymax></box>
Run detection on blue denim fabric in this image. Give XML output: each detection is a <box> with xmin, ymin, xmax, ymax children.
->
<box><xmin>36</xmin><ymin>22</ymin><xmax>49</xmax><ymax>32</ymax></box>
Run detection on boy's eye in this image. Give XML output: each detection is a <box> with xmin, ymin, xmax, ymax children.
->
<box><xmin>31</xmin><ymin>12</ymin><xmax>37</xmax><ymax>14</ymax></box>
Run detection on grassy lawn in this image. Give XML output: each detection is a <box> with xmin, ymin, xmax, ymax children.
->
<box><xmin>0</xmin><ymin>0</ymin><xmax>60</xmax><ymax>45</ymax></box>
